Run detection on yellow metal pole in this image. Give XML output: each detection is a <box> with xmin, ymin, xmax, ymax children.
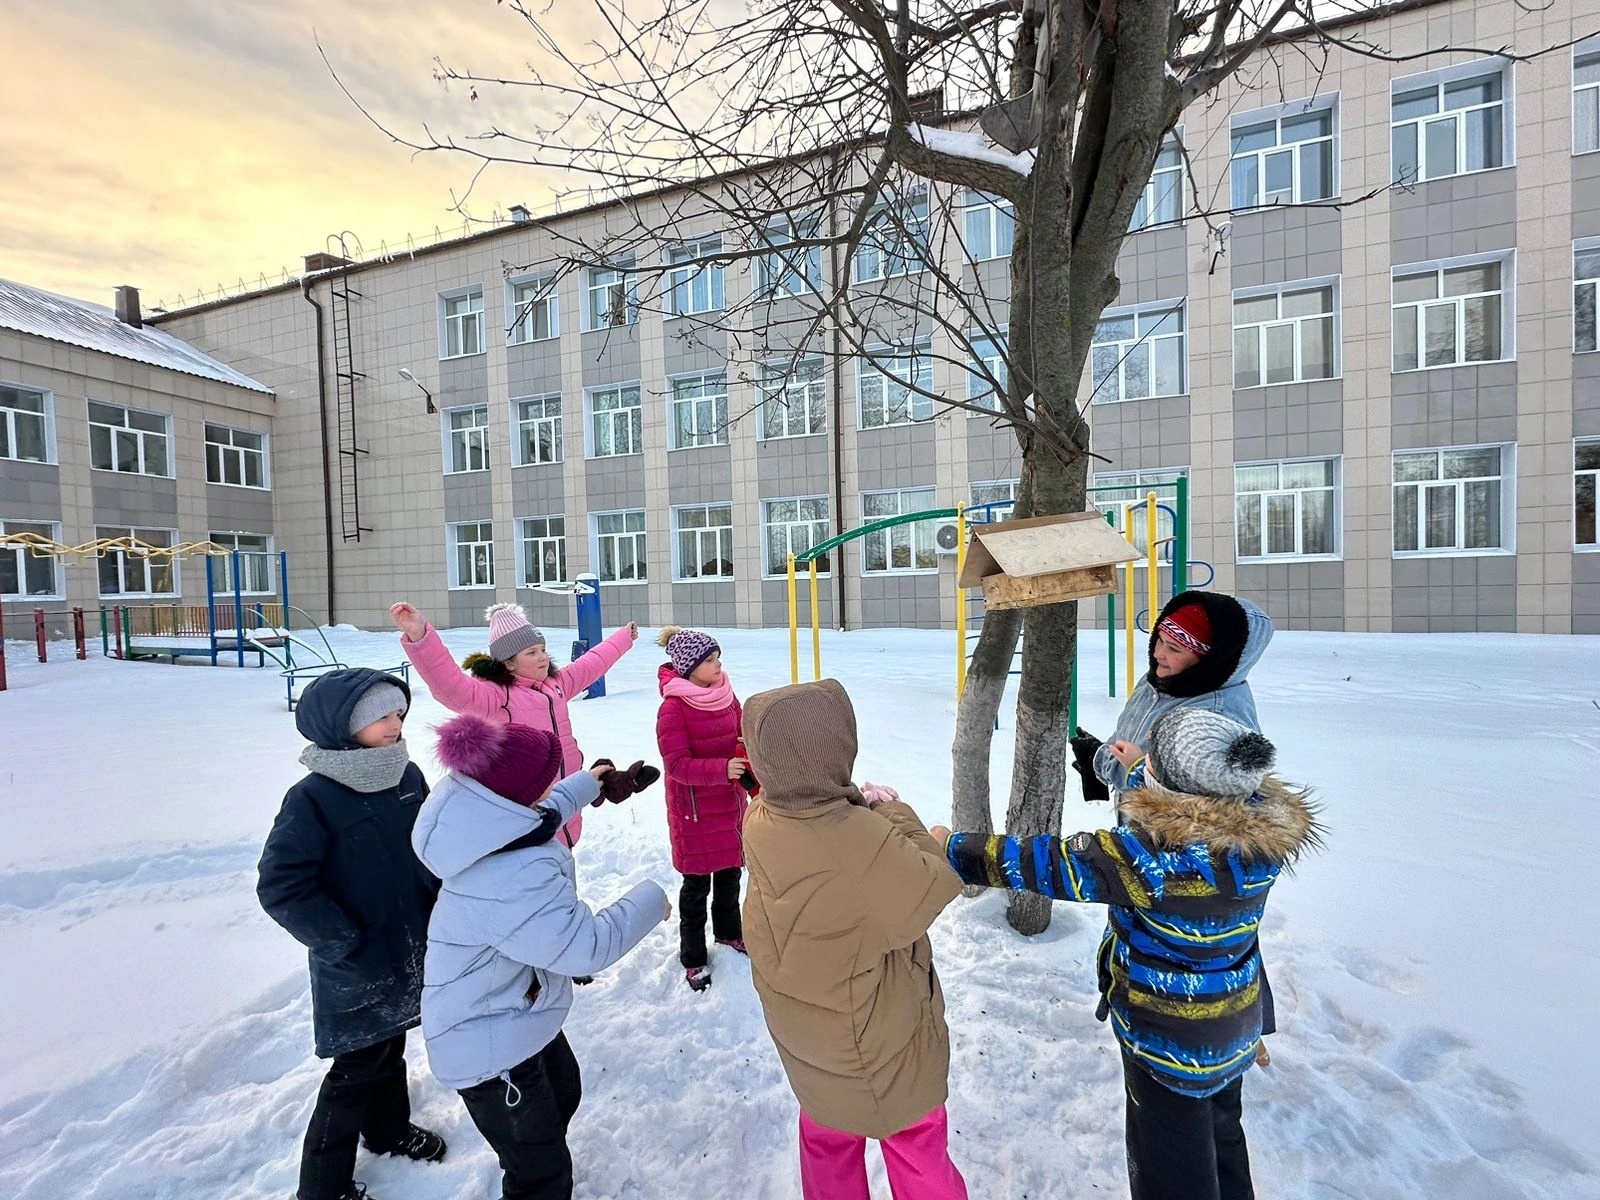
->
<box><xmin>1146</xmin><ymin>490</ymin><xmax>1159</xmax><ymax>641</ymax></box>
<box><xmin>809</xmin><ymin>560</ymin><xmax>822</xmax><ymax>680</ymax></box>
<box><xmin>787</xmin><ymin>553</ymin><xmax>799</xmax><ymax>684</ymax></box>
<box><xmin>955</xmin><ymin>511</ymin><xmax>968</xmax><ymax>699</ymax></box>
<box><xmin>1124</xmin><ymin>557</ymin><xmax>1136</xmax><ymax>695</ymax></box>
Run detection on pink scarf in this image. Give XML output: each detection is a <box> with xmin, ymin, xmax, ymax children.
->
<box><xmin>661</xmin><ymin>670</ymin><xmax>737</xmax><ymax>712</ymax></box>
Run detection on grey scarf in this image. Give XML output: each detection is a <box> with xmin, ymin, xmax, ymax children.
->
<box><xmin>300</xmin><ymin>740</ymin><xmax>412</xmax><ymax>793</ymax></box>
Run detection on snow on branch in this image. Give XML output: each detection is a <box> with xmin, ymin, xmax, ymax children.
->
<box><xmin>908</xmin><ymin>123</ymin><xmax>1035</xmax><ymax>178</ymax></box>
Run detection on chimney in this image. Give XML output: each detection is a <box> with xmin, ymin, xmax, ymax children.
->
<box><xmin>510</xmin><ymin>204</ymin><xmax>532</xmax><ymax>223</ymax></box>
<box><xmin>114</xmin><ymin>285</ymin><xmax>142</xmax><ymax>328</ymax></box>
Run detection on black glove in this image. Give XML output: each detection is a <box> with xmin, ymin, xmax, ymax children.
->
<box><xmin>1069</xmin><ymin>728</ymin><xmax>1110</xmax><ymax>804</ymax></box>
<box><xmin>588</xmin><ymin>759</ymin><xmax>662</xmax><ymax>806</ymax></box>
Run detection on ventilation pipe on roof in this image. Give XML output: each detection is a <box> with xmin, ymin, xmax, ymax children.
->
<box><xmin>114</xmin><ymin>285</ymin><xmax>142</xmax><ymax>328</ymax></box>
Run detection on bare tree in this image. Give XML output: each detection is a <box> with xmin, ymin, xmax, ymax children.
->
<box><xmin>343</xmin><ymin>0</ymin><xmax>1595</xmax><ymax>933</ymax></box>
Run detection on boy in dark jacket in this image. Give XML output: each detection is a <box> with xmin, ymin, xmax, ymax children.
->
<box><xmin>258</xmin><ymin>668</ymin><xmax>447</xmax><ymax>1200</ymax></box>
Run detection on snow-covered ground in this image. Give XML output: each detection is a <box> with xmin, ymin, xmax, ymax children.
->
<box><xmin>1</xmin><ymin>622</ymin><xmax>1597</xmax><ymax>1199</ymax></box>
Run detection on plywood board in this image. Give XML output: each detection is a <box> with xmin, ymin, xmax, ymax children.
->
<box><xmin>958</xmin><ymin>510</ymin><xmax>1139</xmax><ymax>588</ymax></box>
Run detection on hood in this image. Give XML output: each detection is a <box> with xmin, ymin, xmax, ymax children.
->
<box><xmin>294</xmin><ymin>668</ymin><xmax>413</xmax><ymax>750</ymax></box>
<box><xmin>1148</xmin><ymin>591</ymin><xmax>1273</xmax><ymax>699</ymax></box>
<box><xmin>412</xmin><ymin>773</ymin><xmax>549</xmax><ymax>879</ymax></box>
<box><xmin>1118</xmin><ymin>775</ymin><xmax>1323</xmax><ymax>866</ymax></box>
<box><xmin>657</xmin><ymin>661</ymin><xmax>678</xmax><ymax>694</ymax></box>
<box><xmin>741</xmin><ymin>678</ymin><xmax>862</xmax><ymax>811</ymax></box>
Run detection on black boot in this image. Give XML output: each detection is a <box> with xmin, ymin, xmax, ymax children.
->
<box><xmin>333</xmin><ymin>1185</ymin><xmax>372</xmax><ymax>1200</ymax></box>
<box><xmin>363</xmin><ymin>1123</ymin><xmax>447</xmax><ymax>1163</ymax></box>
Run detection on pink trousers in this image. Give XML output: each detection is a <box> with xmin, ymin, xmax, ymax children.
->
<box><xmin>798</xmin><ymin>1106</ymin><xmax>969</xmax><ymax>1200</ymax></box>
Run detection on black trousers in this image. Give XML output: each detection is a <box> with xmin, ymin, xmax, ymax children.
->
<box><xmin>298</xmin><ymin>1033</ymin><xmax>412</xmax><ymax>1200</ymax></box>
<box><xmin>678</xmin><ymin>867</ymin><xmax>742</xmax><ymax>968</ymax></box>
<box><xmin>460</xmin><ymin>1033</ymin><xmax>584</xmax><ymax>1200</ymax></box>
<box><xmin>1122</xmin><ymin>1054</ymin><xmax>1254</xmax><ymax>1200</ymax></box>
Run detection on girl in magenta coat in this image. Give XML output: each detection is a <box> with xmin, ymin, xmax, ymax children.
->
<box><xmin>654</xmin><ymin>626</ymin><xmax>753</xmax><ymax>992</ymax></box>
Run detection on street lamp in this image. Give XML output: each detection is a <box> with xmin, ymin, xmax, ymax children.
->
<box><xmin>398</xmin><ymin>367</ymin><xmax>436</xmax><ymax>414</ymax></box>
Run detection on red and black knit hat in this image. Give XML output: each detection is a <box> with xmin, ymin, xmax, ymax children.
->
<box><xmin>1157</xmin><ymin>602</ymin><xmax>1212</xmax><ymax>657</ymax></box>
<box><xmin>436</xmin><ymin>714</ymin><xmax>564</xmax><ymax>808</ymax></box>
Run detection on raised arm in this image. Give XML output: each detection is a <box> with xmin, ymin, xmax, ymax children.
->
<box><xmin>399</xmin><ymin>622</ymin><xmax>506</xmax><ymax>719</ymax></box>
<box><xmin>556</xmin><ymin>624</ymin><xmax>637</xmax><ymax>699</ymax></box>
<box><xmin>944</xmin><ymin>827</ymin><xmax>1159</xmax><ymax>909</ymax></box>
<box><xmin>495</xmin><ymin>863</ymin><xmax>669</xmax><ymax>979</ymax></box>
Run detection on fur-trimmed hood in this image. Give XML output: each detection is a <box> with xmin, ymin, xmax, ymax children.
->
<box><xmin>1118</xmin><ymin>775</ymin><xmax>1323</xmax><ymax>865</ymax></box>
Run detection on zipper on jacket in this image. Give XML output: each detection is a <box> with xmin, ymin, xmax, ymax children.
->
<box><xmin>689</xmin><ymin>785</ymin><xmax>699</xmax><ymax>822</ymax></box>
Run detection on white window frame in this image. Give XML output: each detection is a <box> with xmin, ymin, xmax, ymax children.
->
<box><xmin>755</xmin><ymin>213</ymin><xmax>824</xmax><ymax>299</ymax></box>
<box><xmin>95</xmin><ymin>525</ymin><xmax>179</xmax><ymax>597</ymax></box>
<box><xmin>442</xmin><ymin>404</ymin><xmax>490</xmax><ymax>474</ymax></box>
<box><xmin>88</xmin><ymin>400</ymin><xmax>171</xmax><ymax>478</ymax></box>
<box><xmin>439</xmin><ymin>288</ymin><xmax>485</xmax><ymax>359</ymax></box>
<box><xmin>965</xmin><ymin>335</ymin><xmax>1007</xmax><ymax>413</ymax></box>
<box><xmin>666</xmin><ymin>237</ymin><xmax>726</xmax><ymax>317</ymax></box>
<box><xmin>1092</xmin><ymin>468</ymin><xmax>1190</xmax><ymax>560</ymax></box>
<box><xmin>1391</xmin><ymin>444</ymin><xmax>1516</xmax><ymax>558</ymax></box>
<box><xmin>1233</xmin><ymin>458</ymin><xmax>1343</xmax><ymax>563</ymax></box>
<box><xmin>447</xmin><ymin>521</ymin><xmax>496</xmax><ymax>589</ymax></box>
<box><xmin>759</xmin><ymin>358</ymin><xmax>827</xmax><ymax>439</ymax></box>
<box><xmin>507</xmin><ymin>273</ymin><xmax>559</xmax><ymax>345</ymax></box>
<box><xmin>1576</xmin><ymin>437</ymin><xmax>1600</xmax><ymax>550</ymax></box>
<box><xmin>860</xmin><ymin>486</ymin><xmax>939</xmax><ymax>575</ymax></box>
<box><xmin>591</xmin><ymin>509</ymin><xmax>648</xmax><ymax>584</ymax></box>
<box><xmin>1391</xmin><ymin>63</ymin><xmax>1511</xmax><ymax>185</ymax></box>
<box><xmin>673</xmin><ymin>503</ymin><xmax>735</xmax><ymax>581</ymax></box>
<box><xmin>586</xmin><ymin>384</ymin><xmax>644</xmax><ymax>458</ymax></box>
<box><xmin>518</xmin><ymin>515</ymin><xmax>568</xmax><ymax>586</ymax></box>
<box><xmin>1229</xmin><ymin>96</ymin><xmax>1338</xmax><ymax>209</ymax></box>
<box><xmin>1391</xmin><ymin>253</ymin><xmax>1513</xmax><ymax>373</ymax></box>
<box><xmin>858</xmin><ymin>342</ymin><xmax>934</xmax><ymax>429</ymax></box>
<box><xmin>1129</xmin><ymin>135</ymin><xmax>1183</xmax><ymax>231</ymax></box>
<box><xmin>968</xmin><ymin>480</ymin><xmax>1019</xmax><ymax>521</ymax></box>
<box><xmin>852</xmin><ymin>191</ymin><xmax>931</xmax><ymax>283</ymax></box>
<box><xmin>204</xmin><ymin>423</ymin><xmax>269</xmax><ymax>489</ymax></box>
<box><xmin>0</xmin><ymin>383</ymin><xmax>55</xmax><ymax>465</ymax></box>
<box><xmin>670</xmin><ymin>372</ymin><xmax>730</xmax><ymax>450</ymax></box>
<box><xmin>1</xmin><ymin>518</ymin><xmax>62</xmax><ymax>599</ymax></box>
<box><xmin>1576</xmin><ymin>238</ymin><xmax>1600</xmax><ymax>354</ymax></box>
<box><xmin>1231</xmin><ymin>280</ymin><xmax>1339</xmax><ymax>389</ymax></box>
<box><xmin>963</xmin><ymin>191</ymin><xmax>1015</xmax><ymax>262</ymax></box>
<box><xmin>1577</xmin><ymin>40</ymin><xmax>1600</xmax><ymax>156</ymax></box>
<box><xmin>512</xmin><ymin>394</ymin><xmax>563</xmax><ymax>467</ymax></box>
<box><xmin>1092</xmin><ymin>300</ymin><xmax>1189</xmax><ymax>403</ymax></box>
<box><xmin>209</xmin><ymin>531</ymin><xmax>275</xmax><ymax>595</ymax></box>
<box><xmin>585</xmin><ymin>265</ymin><xmax>637</xmax><ymax>330</ymax></box>
<box><xmin>762</xmin><ymin>496</ymin><xmax>831</xmax><ymax>577</ymax></box>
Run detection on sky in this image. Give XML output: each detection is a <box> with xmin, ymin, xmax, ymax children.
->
<box><xmin>0</xmin><ymin>0</ymin><xmax>587</xmax><ymax>310</ymax></box>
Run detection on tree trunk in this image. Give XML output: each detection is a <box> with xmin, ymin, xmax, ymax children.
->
<box><xmin>951</xmin><ymin>605</ymin><xmax>1024</xmax><ymax>895</ymax></box>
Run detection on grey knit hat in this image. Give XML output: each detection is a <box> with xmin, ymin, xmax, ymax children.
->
<box><xmin>486</xmin><ymin>602</ymin><xmax>546</xmax><ymax>662</ymax></box>
<box><xmin>347</xmin><ymin>681</ymin><xmax>408</xmax><ymax>737</ymax></box>
<box><xmin>1146</xmin><ymin>708</ymin><xmax>1275</xmax><ymax>799</ymax></box>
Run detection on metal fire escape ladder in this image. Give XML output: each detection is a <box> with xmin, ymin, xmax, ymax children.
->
<box><xmin>330</xmin><ymin>277</ymin><xmax>371</xmax><ymax>541</ymax></box>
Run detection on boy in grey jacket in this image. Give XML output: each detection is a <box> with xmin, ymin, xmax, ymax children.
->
<box><xmin>413</xmin><ymin>714</ymin><xmax>670</xmax><ymax>1200</ymax></box>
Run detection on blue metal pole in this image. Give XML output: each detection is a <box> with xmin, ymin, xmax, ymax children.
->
<box><xmin>205</xmin><ymin>554</ymin><xmax>220</xmax><ymax>666</ymax></box>
<box><xmin>574</xmin><ymin>573</ymin><xmax>604</xmax><ymax>698</ymax></box>
<box><xmin>232</xmin><ymin>551</ymin><xmax>245</xmax><ymax>668</ymax></box>
<box><xmin>279</xmin><ymin>550</ymin><xmax>293</xmax><ymax>668</ymax></box>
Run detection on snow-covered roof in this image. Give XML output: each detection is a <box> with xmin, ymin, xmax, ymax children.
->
<box><xmin>0</xmin><ymin>277</ymin><xmax>272</xmax><ymax>394</ymax></box>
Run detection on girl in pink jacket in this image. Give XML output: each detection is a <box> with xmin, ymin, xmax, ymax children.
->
<box><xmin>654</xmin><ymin>626</ymin><xmax>753</xmax><ymax>992</ymax></box>
<box><xmin>391</xmin><ymin>600</ymin><xmax>638</xmax><ymax>849</ymax></box>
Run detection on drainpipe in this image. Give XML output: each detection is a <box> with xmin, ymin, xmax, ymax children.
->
<box><xmin>301</xmin><ymin>276</ymin><xmax>337</xmax><ymax>625</ymax></box>
<box><xmin>826</xmin><ymin>153</ymin><xmax>849</xmax><ymax>631</ymax></box>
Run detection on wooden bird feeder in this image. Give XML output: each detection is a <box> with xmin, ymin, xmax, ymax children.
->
<box><xmin>957</xmin><ymin>512</ymin><xmax>1141</xmax><ymax>611</ymax></box>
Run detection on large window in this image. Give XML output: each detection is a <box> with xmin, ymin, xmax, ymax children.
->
<box><xmin>444</xmin><ymin>405</ymin><xmax>489</xmax><ymax>474</ymax></box>
<box><xmin>1577</xmin><ymin>439</ymin><xmax>1599</xmax><ymax>548</ymax></box>
<box><xmin>759</xmin><ymin>358</ymin><xmax>827</xmax><ymax>439</ymax></box>
<box><xmin>448</xmin><ymin>521</ymin><xmax>495</xmax><ymax>588</ymax></box>
<box><xmin>1392</xmin><ymin>68</ymin><xmax>1506</xmax><ymax>184</ymax></box>
<box><xmin>764</xmin><ymin>497</ymin><xmax>830</xmax><ymax>575</ymax></box>
<box><xmin>963</xmin><ymin>192</ymin><xmax>1015</xmax><ymax>262</ymax></box>
<box><xmin>666</xmin><ymin>237</ymin><xmax>725</xmax><ymax>316</ymax></box>
<box><xmin>585</xmin><ymin>265</ymin><xmax>637</xmax><ymax>330</ymax></box>
<box><xmin>1092</xmin><ymin>302</ymin><xmax>1187</xmax><ymax>403</ymax></box>
<box><xmin>861</xmin><ymin>487</ymin><xmax>938</xmax><ymax>573</ymax></box>
<box><xmin>1392</xmin><ymin>258</ymin><xmax>1508</xmax><ymax>371</ymax></box>
<box><xmin>440</xmin><ymin>289</ymin><xmax>485</xmax><ymax>358</ymax></box>
<box><xmin>519</xmin><ymin>516</ymin><xmax>567</xmax><ymax>586</ymax></box>
<box><xmin>853</xmin><ymin>192</ymin><xmax>930</xmax><ymax>283</ymax></box>
<box><xmin>96</xmin><ymin>526</ymin><xmax>177</xmax><ymax>596</ymax></box>
<box><xmin>1</xmin><ymin>384</ymin><xmax>51</xmax><ymax>464</ymax></box>
<box><xmin>508</xmin><ymin>274</ymin><xmax>558</xmax><ymax>344</ymax></box>
<box><xmin>1577</xmin><ymin>240</ymin><xmax>1599</xmax><ymax>354</ymax></box>
<box><xmin>588</xmin><ymin>385</ymin><xmax>643</xmax><ymax>457</ymax></box>
<box><xmin>1</xmin><ymin>520</ymin><xmax>59</xmax><ymax>597</ymax></box>
<box><xmin>755</xmin><ymin>213</ymin><xmax>823</xmax><ymax>299</ymax></box>
<box><xmin>594</xmin><ymin>510</ymin><xmax>647</xmax><ymax>582</ymax></box>
<box><xmin>1230</xmin><ymin>104</ymin><xmax>1336</xmax><ymax>208</ymax></box>
<box><xmin>671</xmin><ymin>373</ymin><xmax>729</xmax><ymax>449</ymax></box>
<box><xmin>1232</xmin><ymin>283</ymin><xmax>1336</xmax><ymax>388</ymax></box>
<box><xmin>966</xmin><ymin>336</ymin><xmax>1007</xmax><ymax>413</ymax></box>
<box><xmin>88</xmin><ymin>401</ymin><xmax>170</xmax><ymax>477</ymax></box>
<box><xmin>1578</xmin><ymin>42</ymin><xmax>1600</xmax><ymax>155</ymax></box>
<box><xmin>1392</xmin><ymin>445</ymin><xmax>1513</xmax><ymax>555</ymax></box>
<box><xmin>1129</xmin><ymin>138</ymin><xmax>1182</xmax><ymax>231</ymax></box>
<box><xmin>858</xmin><ymin>344</ymin><xmax>933</xmax><ymax>429</ymax></box>
<box><xmin>674</xmin><ymin>503</ymin><xmax>734</xmax><ymax>580</ymax></box>
<box><xmin>209</xmin><ymin>531</ymin><xmax>274</xmax><ymax>594</ymax></box>
<box><xmin>1234</xmin><ymin>459</ymin><xmax>1340</xmax><ymax>561</ymax></box>
<box><xmin>1093</xmin><ymin>468</ymin><xmax>1188</xmax><ymax>556</ymax></box>
<box><xmin>205</xmin><ymin>424</ymin><xmax>268</xmax><ymax>488</ymax></box>
<box><xmin>969</xmin><ymin>480</ymin><xmax>1019</xmax><ymax>521</ymax></box>
<box><xmin>514</xmin><ymin>395</ymin><xmax>563</xmax><ymax>466</ymax></box>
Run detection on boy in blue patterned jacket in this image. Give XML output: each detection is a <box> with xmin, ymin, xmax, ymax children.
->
<box><xmin>933</xmin><ymin>708</ymin><xmax>1321</xmax><ymax>1200</ymax></box>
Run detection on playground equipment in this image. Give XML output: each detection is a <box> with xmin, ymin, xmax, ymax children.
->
<box><xmin>0</xmin><ymin>604</ymin><xmax>89</xmax><ymax>691</ymax></box>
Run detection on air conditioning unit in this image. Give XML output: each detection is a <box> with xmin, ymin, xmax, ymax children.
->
<box><xmin>933</xmin><ymin>519</ymin><xmax>963</xmax><ymax>555</ymax></box>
